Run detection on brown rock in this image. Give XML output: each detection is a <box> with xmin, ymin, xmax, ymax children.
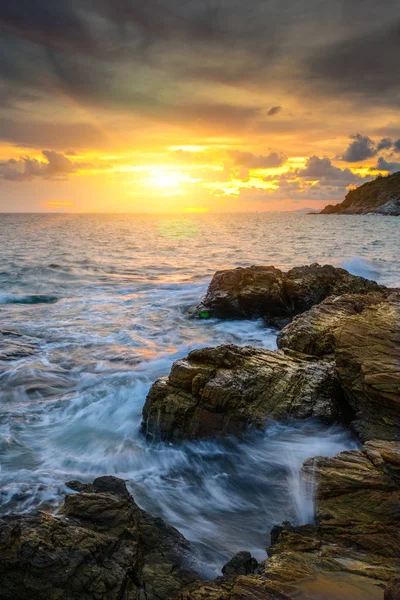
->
<box><xmin>334</xmin><ymin>294</ymin><xmax>400</xmax><ymax>441</ymax></box>
<box><xmin>142</xmin><ymin>344</ymin><xmax>345</xmax><ymax>441</ymax></box>
<box><xmin>0</xmin><ymin>476</ymin><xmax>199</xmax><ymax>600</ymax></box>
<box><xmin>277</xmin><ymin>293</ymin><xmax>386</xmax><ymax>356</ymax></box>
<box><xmin>385</xmin><ymin>578</ymin><xmax>400</xmax><ymax>600</ymax></box>
<box><xmin>193</xmin><ymin>263</ymin><xmax>384</xmax><ymax>327</ymax></box>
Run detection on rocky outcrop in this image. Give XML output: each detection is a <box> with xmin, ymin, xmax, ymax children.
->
<box><xmin>276</xmin><ymin>292</ymin><xmax>386</xmax><ymax>356</ymax></box>
<box><xmin>278</xmin><ymin>292</ymin><xmax>400</xmax><ymax>442</ymax></box>
<box><xmin>386</xmin><ymin>578</ymin><xmax>400</xmax><ymax>600</ymax></box>
<box><xmin>142</xmin><ymin>344</ymin><xmax>345</xmax><ymax>441</ymax></box>
<box><xmin>182</xmin><ymin>441</ymin><xmax>400</xmax><ymax>598</ymax></box>
<box><xmin>319</xmin><ymin>171</ymin><xmax>400</xmax><ymax>215</ymax></box>
<box><xmin>334</xmin><ymin>294</ymin><xmax>400</xmax><ymax>441</ymax></box>
<box><xmin>0</xmin><ymin>476</ymin><xmax>200</xmax><ymax>600</ymax></box>
<box><xmin>193</xmin><ymin>263</ymin><xmax>384</xmax><ymax>326</ymax></box>
<box><xmin>254</xmin><ymin>441</ymin><xmax>400</xmax><ymax>587</ymax></box>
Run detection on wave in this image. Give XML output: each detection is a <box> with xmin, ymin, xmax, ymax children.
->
<box><xmin>340</xmin><ymin>256</ymin><xmax>382</xmax><ymax>282</ymax></box>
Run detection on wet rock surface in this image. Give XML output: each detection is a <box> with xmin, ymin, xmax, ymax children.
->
<box><xmin>142</xmin><ymin>344</ymin><xmax>345</xmax><ymax>441</ymax></box>
<box><xmin>0</xmin><ymin>476</ymin><xmax>200</xmax><ymax>600</ymax></box>
<box><xmin>385</xmin><ymin>578</ymin><xmax>400</xmax><ymax>600</ymax></box>
<box><xmin>333</xmin><ymin>293</ymin><xmax>400</xmax><ymax>441</ymax></box>
<box><xmin>193</xmin><ymin>263</ymin><xmax>385</xmax><ymax>326</ymax></box>
<box><xmin>276</xmin><ymin>292</ymin><xmax>386</xmax><ymax>356</ymax></box>
<box><xmin>278</xmin><ymin>291</ymin><xmax>400</xmax><ymax>442</ymax></box>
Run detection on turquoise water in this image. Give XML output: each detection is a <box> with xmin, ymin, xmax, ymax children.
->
<box><xmin>0</xmin><ymin>212</ymin><xmax>398</xmax><ymax>573</ymax></box>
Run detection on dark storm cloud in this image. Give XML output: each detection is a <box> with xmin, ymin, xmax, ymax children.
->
<box><xmin>1</xmin><ymin>0</ymin><xmax>400</xmax><ymax>141</ymax></box>
<box><xmin>307</xmin><ymin>18</ymin><xmax>400</xmax><ymax>104</ymax></box>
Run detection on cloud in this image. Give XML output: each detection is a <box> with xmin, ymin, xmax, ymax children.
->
<box><xmin>298</xmin><ymin>156</ymin><xmax>363</xmax><ymax>186</ymax></box>
<box><xmin>0</xmin><ymin>117</ymin><xmax>107</xmax><ymax>149</ymax></box>
<box><xmin>267</xmin><ymin>106</ymin><xmax>281</xmax><ymax>116</ymax></box>
<box><xmin>340</xmin><ymin>134</ymin><xmax>377</xmax><ymax>162</ymax></box>
<box><xmin>306</xmin><ymin>17</ymin><xmax>400</xmax><ymax>106</ymax></box>
<box><xmin>228</xmin><ymin>150</ymin><xmax>287</xmax><ymax>169</ymax></box>
<box><xmin>377</xmin><ymin>137</ymin><xmax>393</xmax><ymax>151</ymax></box>
<box><xmin>374</xmin><ymin>156</ymin><xmax>400</xmax><ymax>173</ymax></box>
<box><xmin>0</xmin><ymin>150</ymin><xmax>86</xmax><ymax>182</ymax></box>
<box><xmin>394</xmin><ymin>139</ymin><xmax>400</xmax><ymax>153</ymax></box>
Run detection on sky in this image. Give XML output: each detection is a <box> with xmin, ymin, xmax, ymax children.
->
<box><xmin>1</xmin><ymin>0</ymin><xmax>400</xmax><ymax>213</ymax></box>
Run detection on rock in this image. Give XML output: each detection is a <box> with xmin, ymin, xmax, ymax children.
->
<box><xmin>259</xmin><ymin>442</ymin><xmax>400</xmax><ymax>588</ymax></box>
<box><xmin>142</xmin><ymin>344</ymin><xmax>345</xmax><ymax>441</ymax></box>
<box><xmin>222</xmin><ymin>551</ymin><xmax>258</xmax><ymax>577</ymax></box>
<box><xmin>277</xmin><ymin>292</ymin><xmax>400</xmax><ymax>442</ymax></box>
<box><xmin>334</xmin><ymin>293</ymin><xmax>400</xmax><ymax>441</ymax></box>
<box><xmin>277</xmin><ymin>292</ymin><xmax>386</xmax><ymax>356</ymax></box>
<box><xmin>319</xmin><ymin>171</ymin><xmax>400</xmax><ymax>215</ymax></box>
<box><xmin>385</xmin><ymin>578</ymin><xmax>400</xmax><ymax>600</ymax></box>
<box><xmin>180</xmin><ymin>576</ymin><xmax>293</xmax><ymax>600</ymax></box>
<box><xmin>0</xmin><ymin>476</ymin><xmax>200</xmax><ymax>600</ymax></box>
<box><xmin>193</xmin><ymin>263</ymin><xmax>384</xmax><ymax>327</ymax></box>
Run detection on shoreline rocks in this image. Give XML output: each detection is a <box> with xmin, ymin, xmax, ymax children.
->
<box><xmin>142</xmin><ymin>344</ymin><xmax>347</xmax><ymax>441</ymax></box>
<box><xmin>0</xmin><ymin>476</ymin><xmax>200</xmax><ymax>600</ymax></box>
<box><xmin>193</xmin><ymin>263</ymin><xmax>385</xmax><ymax>327</ymax></box>
<box><xmin>278</xmin><ymin>291</ymin><xmax>400</xmax><ymax>442</ymax></box>
<box><xmin>318</xmin><ymin>171</ymin><xmax>400</xmax><ymax>215</ymax></box>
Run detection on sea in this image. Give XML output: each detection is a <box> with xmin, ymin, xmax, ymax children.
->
<box><xmin>0</xmin><ymin>212</ymin><xmax>399</xmax><ymax>575</ymax></box>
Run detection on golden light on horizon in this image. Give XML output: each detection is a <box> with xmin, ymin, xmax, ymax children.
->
<box><xmin>147</xmin><ymin>168</ymin><xmax>183</xmax><ymax>189</ymax></box>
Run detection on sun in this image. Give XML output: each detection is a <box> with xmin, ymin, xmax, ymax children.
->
<box><xmin>147</xmin><ymin>169</ymin><xmax>182</xmax><ymax>189</ymax></box>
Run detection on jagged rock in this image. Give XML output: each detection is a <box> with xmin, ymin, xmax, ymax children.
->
<box><xmin>319</xmin><ymin>171</ymin><xmax>400</xmax><ymax>215</ymax></box>
<box><xmin>179</xmin><ymin>576</ymin><xmax>293</xmax><ymax>600</ymax></box>
<box><xmin>277</xmin><ymin>292</ymin><xmax>400</xmax><ymax>442</ymax></box>
<box><xmin>277</xmin><ymin>292</ymin><xmax>386</xmax><ymax>356</ymax></box>
<box><xmin>193</xmin><ymin>263</ymin><xmax>384</xmax><ymax>327</ymax></box>
<box><xmin>385</xmin><ymin>578</ymin><xmax>400</xmax><ymax>600</ymax></box>
<box><xmin>222</xmin><ymin>551</ymin><xmax>258</xmax><ymax>577</ymax></box>
<box><xmin>181</xmin><ymin>439</ymin><xmax>400</xmax><ymax>599</ymax></box>
<box><xmin>0</xmin><ymin>476</ymin><xmax>199</xmax><ymax>600</ymax></box>
<box><xmin>142</xmin><ymin>344</ymin><xmax>345</xmax><ymax>441</ymax></box>
<box><xmin>334</xmin><ymin>293</ymin><xmax>400</xmax><ymax>441</ymax></box>
<box><xmin>258</xmin><ymin>442</ymin><xmax>400</xmax><ymax>589</ymax></box>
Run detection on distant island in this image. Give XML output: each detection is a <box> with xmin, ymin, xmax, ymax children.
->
<box><xmin>317</xmin><ymin>170</ymin><xmax>400</xmax><ymax>215</ymax></box>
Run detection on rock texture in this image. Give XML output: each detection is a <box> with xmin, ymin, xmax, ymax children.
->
<box><xmin>257</xmin><ymin>441</ymin><xmax>400</xmax><ymax>586</ymax></box>
<box><xmin>142</xmin><ymin>344</ymin><xmax>345</xmax><ymax>441</ymax></box>
<box><xmin>0</xmin><ymin>476</ymin><xmax>199</xmax><ymax>600</ymax></box>
<box><xmin>319</xmin><ymin>171</ymin><xmax>400</xmax><ymax>215</ymax></box>
<box><xmin>278</xmin><ymin>292</ymin><xmax>400</xmax><ymax>442</ymax></box>
<box><xmin>181</xmin><ymin>441</ymin><xmax>400</xmax><ymax>598</ymax></box>
<box><xmin>334</xmin><ymin>294</ymin><xmax>400</xmax><ymax>441</ymax></box>
<box><xmin>385</xmin><ymin>578</ymin><xmax>400</xmax><ymax>600</ymax></box>
<box><xmin>277</xmin><ymin>292</ymin><xmax>387</xmax><ymax>357</ymax></box>
<box><xmin>193</xmin><ymin>263</ymin><xmax>384</xmax><ymax>326</ymax></box>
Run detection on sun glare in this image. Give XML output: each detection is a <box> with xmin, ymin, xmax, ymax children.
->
<box><xmin>148</xmin><ymin>169</ymin><xmax>182</xmax><ymax>188</ymax></box>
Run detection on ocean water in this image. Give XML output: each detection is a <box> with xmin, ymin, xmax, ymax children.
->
<box><xmin>0</xmin><ymin>212</ymin><xmax>399</xmax><ymax>574</ymax></box>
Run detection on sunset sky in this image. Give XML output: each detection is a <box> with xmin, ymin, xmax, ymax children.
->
<box><xmin>1</xmin><ymin>0</ymin><xmax>400</xmax><ymax>212</ymax></box>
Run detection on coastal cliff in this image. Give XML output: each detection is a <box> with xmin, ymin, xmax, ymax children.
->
<box><xmin>319</xmin><ymin>171</ymin><xmax>400</xmax><ymax>215</ymax></box>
